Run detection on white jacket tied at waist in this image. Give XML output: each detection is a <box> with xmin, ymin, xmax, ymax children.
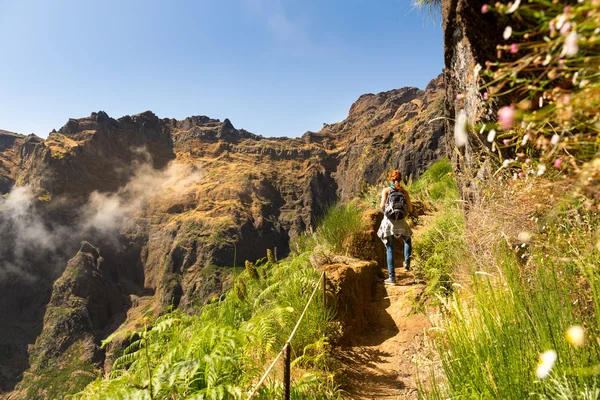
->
<box><xmin>377</xmin><ymin>215</ymin><xmax>412</xmax><ymax>245</ymax></box>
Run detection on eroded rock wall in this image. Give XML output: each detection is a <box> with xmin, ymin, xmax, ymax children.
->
<box><xmin>442</xmin><ymin>0</ymin><xmax>504</xmax><ymax>201</ymax></box>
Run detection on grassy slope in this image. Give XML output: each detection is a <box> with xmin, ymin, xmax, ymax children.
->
<box><xmin>416</xmin><ymin>169</ymin><xmax>600</xmax><ymax>398</ymax></box>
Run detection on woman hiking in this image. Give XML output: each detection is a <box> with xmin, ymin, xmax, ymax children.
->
<box><xmin>377</xmin><ymin>170</ymin><xmax>413</xmax><ymax>285</ymax></box>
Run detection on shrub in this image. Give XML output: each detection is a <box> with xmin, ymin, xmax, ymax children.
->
<box><xmin>75</xmin><ymin>252</ymin><xmax>340</xmax><ymax>399</ymax></box>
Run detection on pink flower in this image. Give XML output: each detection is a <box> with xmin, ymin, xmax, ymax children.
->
<box><xmin>554</xmin><ymin>159</ymin><xmax>563</xmax><ymax>168</ymax></box>
<box><xmin>457</xmin><ymin>93</ymin><xmax>463</xmax><ymax>101</ymax></box>
<box><xmin>498</xmin><ymin>106</ymin><xmax>516</xmax><ymax>130</ymax></box>
<box><xmin>482</xmin><ymin>4</ymin><xmax>489</xmax><ymax>13</ymax></box>
<box><xmin>526</xmin><ymin>158</ymin><xmax>531</xmax><ymax>164</ymax></box>
<box><xmin>519</xmin><ymin>172</ymin><xmax>524</xmax><ymax>178</ymax></box>
<box><xmin>562</xmin><ymin>95</ymin><xmax>570</xmax><ymax>104</ymax></box>
<box><xmin>484</xmin><ymin>92</ymin><xmax>489</xmax><ymax>100</ymax></box>
<box><xmin>510</xmin><ymin>43</ymin><xmax>519</xmax><ymax>54</ymax></box>
<box><xmin>503</xmin><ymin>139</ymin><xmax>509</xmax><ymax>146</ymax></box>
<box><xmin>561</xmin><ymin>31</ymin><xmax>579</xmax><ymax>57</ymax></box>
<box><xmin>560</xmin><ymin>21</ymin><xmax>572</xmax><ymax>35</ymax></box>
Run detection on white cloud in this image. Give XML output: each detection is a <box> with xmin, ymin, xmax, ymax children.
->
<box><xmin>0</xmin><ymin>154</ymin><xmax>202</xmax><ymax>283</ymax></box>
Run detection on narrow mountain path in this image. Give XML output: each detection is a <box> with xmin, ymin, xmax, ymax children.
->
<box><xmin>336</xmin><ymin>272</ymin><xmax>429</xmax><ymax>399</ymax></box>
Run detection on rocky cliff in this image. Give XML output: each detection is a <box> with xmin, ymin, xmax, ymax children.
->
<box><xmin>0</xmin><ymin>75</ymin><xmax>445</xmax><ymax>397</ymax></box>
<box><xmin>441</xmin><ymin>0</ymin><xmax>505</xmax><ymax>202</ymax></box>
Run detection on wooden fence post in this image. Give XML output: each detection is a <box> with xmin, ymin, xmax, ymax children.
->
<box><xmin>283</xmin><ymin>342</ymin><xmax>291</xmax><ymax>400</ymax></box>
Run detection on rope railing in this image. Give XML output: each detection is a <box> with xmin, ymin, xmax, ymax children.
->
<box><xmin>247</xmin><ymin>270</ymin><xmax>326</xmax><ymax>400</ymax></box>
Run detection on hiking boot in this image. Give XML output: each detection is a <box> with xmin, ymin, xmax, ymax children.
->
<box><xmin>383</xmin><ymin>278</ymin><xmax>396</xmax><ymax>285</ymax></box>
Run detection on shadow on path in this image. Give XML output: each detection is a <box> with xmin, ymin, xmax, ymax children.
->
<box><xmin>336</xmin><ymin>271</ymin><xmax>429</xmax><ymax>400</ymax></box>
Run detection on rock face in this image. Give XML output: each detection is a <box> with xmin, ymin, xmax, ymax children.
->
<box><xmin>442</xmin><ymin>0</ymin><xmax>504</xmax><ymax>201</ymax></box>
<box><xmin>320</xmin><ymin>74</ymin><xmax>445</xmax><ymax>201</ymax></box>
<box><xmin>0</xmin><ymin>75</ymin><xmax>445</xmax><ymax>397</ymax></box>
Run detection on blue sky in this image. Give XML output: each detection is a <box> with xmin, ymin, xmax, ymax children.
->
<box><xmin>0</xmin><ymin>0</ymin><xmax>442</xmax><ymax>138</ymax></box>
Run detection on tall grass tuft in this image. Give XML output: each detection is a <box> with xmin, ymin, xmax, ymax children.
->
<box><xmin>292</xmin><ymin>202</ymin><xmax>365</xmax><ymax>256</ymax></box>
<box><xmin>408</xmin><ymin>159</ymin><xmax>466</xmax><ymax>297</ymax></box>
<box><xmin>407</xmin><ymin>158</ymin><xmax>458</xmax><ymax>205</ymax></box>
<box><xmin>424</xmin><ymin>204</ymin><xmax>600</xmax><ymax>399</ymax></box>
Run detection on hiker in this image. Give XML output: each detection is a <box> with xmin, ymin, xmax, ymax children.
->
<box><xmin>377</xmin><ymin>170</ymin><xmax>413</xmax><ymax>285</ymax></box>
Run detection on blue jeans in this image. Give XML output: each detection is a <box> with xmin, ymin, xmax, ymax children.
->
<box><xmin>385</xmin><ymin>235</ymin><xmax>412</xmax><ymax>280</ymax></box>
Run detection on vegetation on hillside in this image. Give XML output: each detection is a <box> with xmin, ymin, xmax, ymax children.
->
<box><xmin>74</xmin><ymin>251</ymin><xmax>340</xmax><ymax>399</ymax></box>
<box><xmin>419</xmin><ymin>1</ymin><xmax>600</xmax><ymax>398</ymax></box>
<box><xmin>476</xmin><ymin>0</ymin><xmax>600</xmax><ymax>182</ymax></box>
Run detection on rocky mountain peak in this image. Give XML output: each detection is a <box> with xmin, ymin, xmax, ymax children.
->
<box><xmin>348</xmin><ymin>87</ymin><xmax>422</xmax><ymax>119</ymax></box>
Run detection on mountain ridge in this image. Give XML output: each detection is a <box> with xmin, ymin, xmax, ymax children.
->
<box><xmin>0</xmin><ymin>74</ymin><xmax>445</xmax><ymax>397</ymax></box>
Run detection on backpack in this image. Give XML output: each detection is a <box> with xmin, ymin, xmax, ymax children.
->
<box><xmin>384</xmin><ymin>188</ymin><xmax>407</xmax><ymax>221</ymax></box>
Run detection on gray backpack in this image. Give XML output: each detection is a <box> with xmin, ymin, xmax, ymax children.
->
<box><xmin>384</xmin><ymin>188</ymin><xmax>406</xmax><ymax>221</ymax></box>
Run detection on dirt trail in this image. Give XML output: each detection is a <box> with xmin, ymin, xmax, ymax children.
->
<box><xmin>337</xmin><ymin>271</ymin><xmax>430</xmax><ymax>399</ymax></box>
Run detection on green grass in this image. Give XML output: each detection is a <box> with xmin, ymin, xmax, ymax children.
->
<box><xmin>412</xmin><ymin>206</ymin><xmax>466</xmax><ymax>297</ymax></box>
<box><xmin>401</xmin><ymin>159</ymin><xmax>466</xmax><ymax>298</ymax></box>
<box><xmin>407</xmin><ymin>158</ymin><xmax>458</xmax><ymax>205</ymax></box>
<box><xmin>292</xmin><ymin>202</ymin><xmax>365</xmax><ymax>256</ymax></box>
<box><xmin>422</xmin><ymin>203</ymin><xmax>600</xmax><ymax>399</ymax></box>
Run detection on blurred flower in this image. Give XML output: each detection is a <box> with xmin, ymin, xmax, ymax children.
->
<box><xmin>562</xmin><ymin>95</ymin><xmax>570</xmax><ymax>105</ymax></box>
<box><xmin>560</xmin><ymin>21</ymin><xmax>572</xmax><ymax>35</ymax></box>
<box><xmin>457</xmin><ymin>93</ymin><xmax>464</xmax><ymax>101</ymax></box>
<box><xmin>487</xmin><ymin>129</ymin><xmax>497</xmax><ymax>143</ymax></box>
<box><xmin>539</xmin><ymin>96</ymin><xmax>544</xmax><ymax>108</ymax></box>
<box><xmin>551</xmin><ymin>134</ymin><xmax>560</xmax><ymax>145</ymax></box>
<box><xmin>542</xmin><ymin>54</ymin><xmax>551</xmax><ymax>66</ymax></box>
<box><xmin>454</xmin><ymin>109</ymin><xmax>468</xmax><ymax>147</ymax></box>
<box><xmin>498</xmin><ymin>106</ymin><xmax>516</xmax><ymax>130</ymax></box>
<box><xmin>536</xmin><ymin>350</ymin><xmax>557</xmax><ymax>379</ymax></box>
<box><xmin>474</xmin><ymin>63</ymin><xmax>482</xmax><ymax>78</ymax></box>
<box><xmin>538</xmin><ymin>164</ymin><xmax>547</xmax><ymax>175</ymax></box>
<box><xmin>566</xmin><ymin>325</ymin><xmax>585</xmax><ymax>347</ymax></box>
<box><xmin>506</xmin><ymin>0</ymin><xmax>521</xmax><ymax>13</ymax></box>
<box><xmin>510</xmin><ymin>43</ymin><xmax>519</xmax><ymax>53</ymax></box>
<box><xmin>504</xmin><ymin>26</ymin><xmax>513</xmax><ymax>40</ymax></box>
<box><xmin>503</xmin><ymin>159</ymin><xmax>510</xmax><ymax>168</ymax></box>
<box><xmin>484</xmin><ymin>92</ymin><xmax>489</xmax><ymax>100</ymax></box>
<box><xmin>556</xmin><ymin>14</ymin><xmax>567</xmax><ymax>31</ymax></box>
<box><xmin>519</xmin><ymin>172</ymin><xmax>524</xmax><ymax>178</ymax></box>
<box><xmin>522</xmin><ymin>135</ymin><xmax>529</xmax><ymax>146</ymax></box>
<box><xmin>561</xmin><ymin>31</ymin><xmax>579</xmax><ymax>57</ymax></box>
<box><xmin>481</xmin><ymin>4</ymin><xmax>489</xmax><ymax>13</ymax></box>
<box><xmin>525</xmin><ymin>158</ymin><xmax>531</xmax><ymax>164</ymax></box>
<box><xmin>554</xmin><ymin>159</ymin><xmax>563</xmax><ymax>168</ymax></box>
<box><xmin>518</xmin><ymin>231</ymin><xmax>532</xmax><ymax>243</ymax></box>
<box><xmin>503</xmin><ymin>139</ymin><xmax>509</xmax><ymax>146</ymax></box>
